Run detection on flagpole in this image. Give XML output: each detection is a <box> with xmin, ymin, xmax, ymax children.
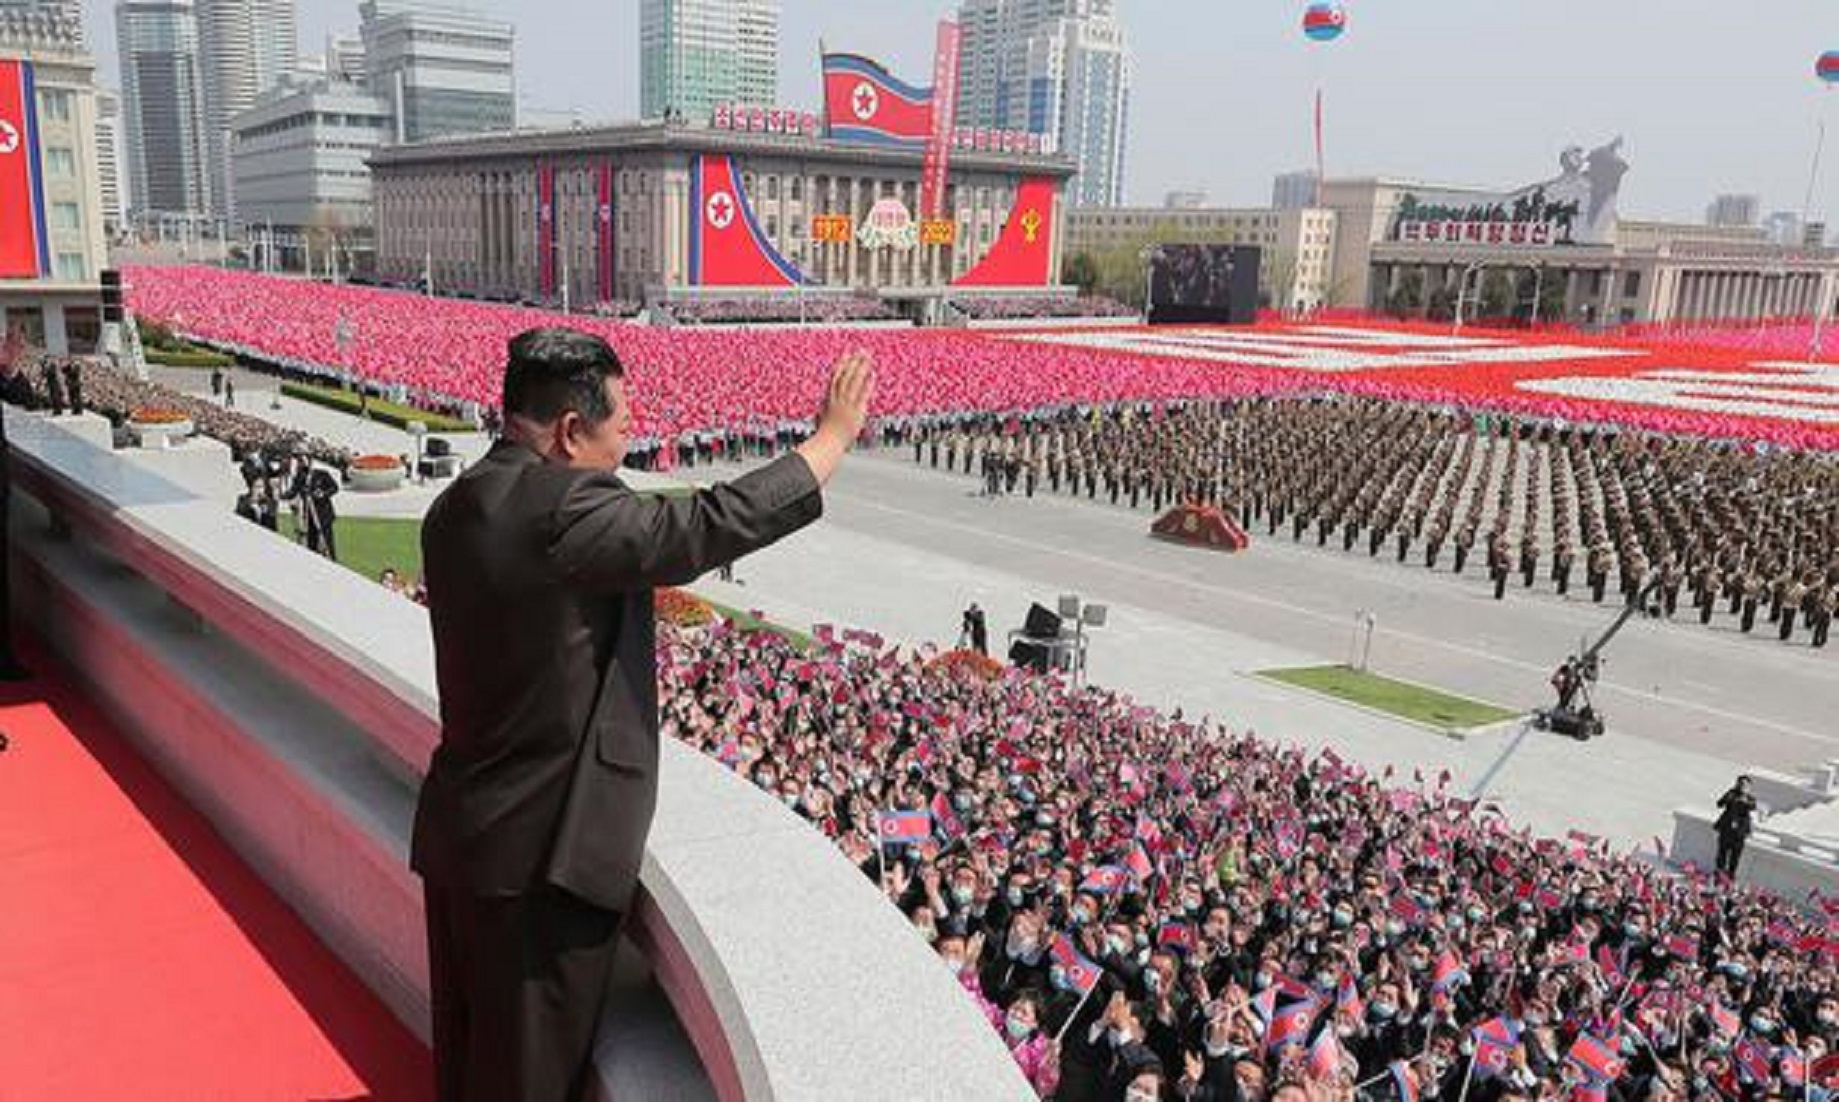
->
<box><xmin>1455</xmin><ymin>1051</ymin><xmax>1477</xmax><ymax>1102</ymax></box>
<box><xmin>1053</xmin><ymin>979</ymin><xmax>1104</xmax><ymax>1046</ymax></box>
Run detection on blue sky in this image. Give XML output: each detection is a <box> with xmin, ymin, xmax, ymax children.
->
<box><xmin>85</xmin><ymin>0</ymin><xmax>1839</xmax><ymax>225</ymax></box>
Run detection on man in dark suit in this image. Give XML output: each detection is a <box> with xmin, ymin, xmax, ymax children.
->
<box><xmin>412</xmin><ymin>327</ymin><xmax>873</xmax><ymax>1102</ymax></box>
<box><xmin>1713</xmin><ymin>775</ymin><xmax>1758</xmax><ymax>879</ymax></box>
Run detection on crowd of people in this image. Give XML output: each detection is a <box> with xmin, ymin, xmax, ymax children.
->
<box><xmin>658</xmin><ymin>615</ymin><xmax>1839</xmax><ymax>1102</ymax></box>
<box><xmin>662</xmin><ymin>295</ymin><xmax>903</xmax><ymax>324</ymax></box>
<box><xmin>17</xmin><ymin>353</ymin><xmax>350</xmax><ymax>468</ymax></box>
<box><xmin>953</xmin><ymin>295</ymin><xmax>1139</xmax><ymax>320</ymax></box>
<box><xmin>908</xmin><ymin>398</ymin><xmax>1839</xmax><ymax>650</ymax></box>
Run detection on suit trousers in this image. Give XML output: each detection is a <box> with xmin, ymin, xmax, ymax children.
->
<box><xmin>425</xmin><ymin>883</ymin><xmax>626</xmax><ymax>1102</ymax></box>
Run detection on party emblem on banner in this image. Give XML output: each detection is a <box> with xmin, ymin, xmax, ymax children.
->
<box><xmin>0</xmin><ymin>120</ymin><xmax>18</xmax><ymax>155</ymax></box>
<box><xmin>1021</xmin><ymin>208</ymin><xmax>1042</xmax><ymax>243</ymax></box>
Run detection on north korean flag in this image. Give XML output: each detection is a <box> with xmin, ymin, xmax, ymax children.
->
<box><xmin>1431</xmin><ymin>949</ymin><xmax>1469</xmax><ymax>994</ymax></box>
<box><xmin>1080</xmin><ymin>865</ymin><xmax>1129</xmax><ymax>895</ymax></box>
<box><xmin>877</xmin><ymin>808</ymin><xmax>932</xmax><ymax>845</ymax></box>
<box><xmin>0</xmin><ymin>59</ymin><xmax>48</xmax><ymax>278</ymax></box>
<box><xmin>1472</xmin><ymin>1017</ymin><xmax>1521</xmax><ymax>1079</ymax></box>
<box><xmin>1390</xmin><ymin>1061</ymin><xmax>1419</xmax><ymax>1102</ymax></box>
<box><xmin>822</xmin><ymin>52</ymin><xmax>934</xmax><ymax>146</ymax></box>
<box><xmin>1567</xmin><ymin>1034</ymin><xmax>1626</xmax><ymax>1085</ymax></box>
<box><xmin>1124</xmin><ymin>843</ymin><xmax>1154</xmax><ymax>884</ymax></box>
<box><xmin>1265</xmin><ymin>997</ymin><xmax>1320</xmax><ymax>1054</ymax></box>
<box><xmin>930</xmin><ymin>792</ymin><xmax>963</xmax><ymax>842</ymax></box>
<box><xmin>1049</xmin><ymin>934</ymin><xmax>1101</xmax><ymax>995</ymax></box>
<box><xmin>1735</xmin><ymin>1036</ymin><xmax>1775</xmax><ymax>1086</ymax></box>
<box><xmin>689</xmin><ymin>154</ymin><xmax>810</xmax><ymax>287</ymax></box>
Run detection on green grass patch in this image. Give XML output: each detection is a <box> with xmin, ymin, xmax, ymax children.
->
<box><xmin>280</xmin><ymin>380</ymin><xmax>476</xmax><ymax>434</ymax></box>
<box><xmin>1257</xmin><ymin>665</ymin><xmax>1518</xmax><ymax>731</ymax></box>
<box><xmin>146</xmin><ymin>347</ymin><xmax>236</xmax><ymax>368</ymax></box>
<box><xmin>280</xmin><ymin>515</ymin><xmax>424</xmax><ymax>583</ymax></box>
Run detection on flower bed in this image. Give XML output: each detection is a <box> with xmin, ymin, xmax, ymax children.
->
<box><xmin>655</xmin><ymin>587</ymin><xmax>715</xmax><ymax>628</ymax></box>
<box><xmin>347</xmin><ymin>453</ymin><xmax>406</xmax><ymax>492</ymax></box>
<box><xmin>127</xmin><ymin>406</ymin><xmax>194</xmax><ymax>448</ymax></box>
<box><xmin>925</xmin><ymin>648</ymin><xmax>1006</xmax><ymax>682</ymax></box>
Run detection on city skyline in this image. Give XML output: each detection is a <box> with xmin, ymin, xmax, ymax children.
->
<box><xmin>77</xmin><ymin>0</ymin><xmax>1839</xmax><ymax>226</ymax></box>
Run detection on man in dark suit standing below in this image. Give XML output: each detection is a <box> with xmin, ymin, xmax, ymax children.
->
<box><xmin>0</xmin><ymin>326</ymin><xmax>36</xmax><ymax>680</ymax></box>
<box><xmin>412</xmin><ymin>327</ymin><xmax>873</xmax><ymax>1102</ymax></box>
<box><xmin>1713</xmin><ymin>775</ymin><xmax>1759</xmax><ymax>879</ymax></box>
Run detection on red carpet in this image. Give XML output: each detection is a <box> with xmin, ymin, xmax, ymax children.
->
<box><xmin>0</xmin><ymin>639</ymin><xmax>432</xmax><ymax>1101</ymax></box>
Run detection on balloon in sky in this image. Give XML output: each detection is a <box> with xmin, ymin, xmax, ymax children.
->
<box><xmin>1819</xmin><ymin>51</ymin><xmax>1839</xmax><ymax>84</ymax></box>
<box><xmin>1302</xmin><ymin>2</ymin><xmax>1347</xmax><ymax>42</ymax></box>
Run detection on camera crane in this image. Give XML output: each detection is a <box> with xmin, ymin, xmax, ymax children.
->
<box><xmin>1532</xmin><ymin>577</ymin><xmax>1664</xmax><ymax>740</ymax></box>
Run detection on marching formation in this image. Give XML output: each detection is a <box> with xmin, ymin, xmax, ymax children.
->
<box><xmin>909</xmin><ymin>398</ymin><xmax>1839</xmax><ymax>649</ymax></box>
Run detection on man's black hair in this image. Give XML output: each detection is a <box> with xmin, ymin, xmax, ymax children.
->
<box><xmin>501</xmin><ymin>327</ymin><xmax>623</xmax><ymax>425</ymax></box>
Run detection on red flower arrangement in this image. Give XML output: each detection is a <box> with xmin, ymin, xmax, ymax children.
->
<box><xmin>128</xmin><ymin>407</ymin><xmax>189</xmax><ymax>424</ymax></box>
<box><xmin>349</xmin><ymin>454</ymin><xmax>404</xmax><ymax>471</ymax></box>
<box><xmin>655</xmin><ymin>587</ymin><xmax>715</xmax><ymax>628</ymax></box>
<box><xmin>926</xmin><ymin>648</ymin><xmax>1005</xmax><ymax>682</ymax></box>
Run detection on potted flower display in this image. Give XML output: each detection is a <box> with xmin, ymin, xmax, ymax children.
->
<box><xmin>348</xmin><ymin>453</ymin><xmax>407</xmax><ymax>492</ymax></box>
<box><xmin>127</xmin><ymin>406</ymin><xmax>194</xmax><ymax>449</ymax></box>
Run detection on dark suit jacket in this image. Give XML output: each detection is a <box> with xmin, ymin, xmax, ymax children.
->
<box><xmin>411</xmin><ymin>441</ymin><xmax>823</xmax><ymax>912</ymax></box>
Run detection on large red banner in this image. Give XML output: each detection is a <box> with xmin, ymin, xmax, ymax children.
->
<box><xmin>535</xmin><ymin>162</ymin><xmax>556</xmax><ymax>297</ymax></box>
<box><xmin>0</xmin><ymin>59</ymin><xmax>47</xmax><ymax>279</ymax></box>
<box><xmin>921</xmin><ymin>21</ymin><xmax>961</xmax><ymax>221</ymax></box>
<box><xmin>688</xmin><ymin>155</ymin><xmax>809</xmax><ymax>287</ymax></box>
<box><xmin>596</xmin><ymin>161</ymin><xmax>615</xmax><ymax>304</ymax></box>
<box><xmin>953</xmin><ymin>177</ymin><xmax>1056</xmax><ymax>287</ymax></box>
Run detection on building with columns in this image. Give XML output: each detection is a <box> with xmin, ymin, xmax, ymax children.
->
<box><xmin>1321</xmin><ymin>174</ymin><xmax>1839</xmax><ymax>326</ymax></box>
<box><xmin>369</xmin><ymin>120</ymin><xmax>1073</xmax><ymax>306</ymax></box>
<box><xmin>1</xmin><ymin>4</ymin><xmax>110</xmax><ymax>354</ymax></box>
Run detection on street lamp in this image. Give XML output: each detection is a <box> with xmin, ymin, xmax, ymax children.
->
<box><xmin>1055</xmin><ymin>594</ymin><xmax>1108</xmax><ymax>687</ymax></box>
<box><xmin>1138</xmin><ymin>244</ymin><xmax>1163</xmax><ymax>320</ymax></box>
<box><xmin>1529</xmin><ymin>262</ymin><xmax>1547</xmax><ymax>327</ymax></box>
<box><xmin>1453</xmin><ymin>259</ymin><xmax>1491</xmax><ymax>334</ymax></box>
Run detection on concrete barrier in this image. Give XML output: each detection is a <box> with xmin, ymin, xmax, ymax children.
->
<box><xmin>5</xmin><ymin>409</ymin><xmax>1032</xmax><ymax>1101</ymax></box>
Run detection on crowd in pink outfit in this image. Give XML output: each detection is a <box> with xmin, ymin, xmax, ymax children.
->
<box><xmin>125</xmin><ymin>267</ymin><xmax>1839</xmax><ymax>454</ymax></box>
<box><xmin>1617</xmin><ymin>320</ymin><xmax>1834</xmax><ymax>362</ymax></box>
<box><xmin>124</xmin><ymin>266</ymin><xmax>1287</xmax><ymax>444</ymax></box>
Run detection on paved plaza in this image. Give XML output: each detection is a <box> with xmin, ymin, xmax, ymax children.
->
<box><xmin>158</xmin><ymin>378</ymin><xmax>1837</xmax><ymax>853</ymax></box>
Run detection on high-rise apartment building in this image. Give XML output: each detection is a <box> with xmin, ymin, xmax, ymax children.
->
<box><xmin>94</xmin><ymin>86</ymin><xmax>125</xmax><ymax>233</ymax></box>
<box><xmin>1272</xmin><ymin>170</ymin><xmax>1319</xmax><ymax>211</ymax></box>
<box><xmin>197</xmin><ymin>0</ymin><xmax>297</xmax><ymax>220</ymax></box>
<box><xmin>639</xmin><ymin>0</ymin><xmax>779</xmax><ymax>122</ymax></box>
<box><xmin>956</xmin><ymin>0</ymin><xmax>1129</xmax><ymax>207</ymax></box>
<box><xmin>116</xmin><ymin>0</ymin><xmax>210</xmax><ymax>216</ymax></box>
<box><xmin>1705</xmin><ymin>193</ymin><xmax>1761</xmax><ymax>229</ymax></box>
<box><xmin>360</xmin><ymin>0</ymin><xmax>514</xmax><ymax>144</ymax></box>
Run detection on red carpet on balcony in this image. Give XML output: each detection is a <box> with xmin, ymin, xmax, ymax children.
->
<box><xmin>0</xmin><ymin>640</ymin><xmax>431</xmax><ymax>1101</ymax></box>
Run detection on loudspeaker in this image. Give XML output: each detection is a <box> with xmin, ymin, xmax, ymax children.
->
<box><xmin>100</xmin><ymin>269</ymin><xmax>123</xmax><ymax>322</ymax></box>
<box><xmin>1008</xmin><ymin>639</ymin><xmax>1049</xmax><ymax>672</ymax></box>
<box><xmin>424</xmin><ymin>437</ymin><xmax>452</xmax><ymax>458</ymax></box>
<box><xmin>1023</xmin><ymin>602</ymin><xmax>1063</xmax><ymax>639</ymax></box>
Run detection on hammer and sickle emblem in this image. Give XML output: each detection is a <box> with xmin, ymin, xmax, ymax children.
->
<box><xmin>1020</xmin><ymin>208</ymin><xmax>1042</xmax><ymax>244</ymax></box>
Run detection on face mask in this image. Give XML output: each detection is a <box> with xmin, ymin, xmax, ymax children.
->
<box><xmin>1135</xmin><ymin>931</ymin><xmax>1150</xmax><ymax>949</ymax></box>
<box><xmin>1007</xmin><ymin>887</ymin><xmax>1026</xmax><ymax>907</ymax></box>
<box><xmin>780</xmin><ymin>792</ymin><xmax>799</xmax><ymax>807</ymax></box>
<box><xmin>1333</xmin><ymin>909</ymin><xmax>1353</xmax><ymax>928</ymax></box>
<box><xmin>1206</xmin><ymin>1036</ymin><xmax>1233</xmax><ymax>1058</ymax></box>
<box><xmin>1145</xmin><ymin>970</ymin><xmax>1163</xmax><ymax>994</ymax></box>
<box><xmin>1447</xmin><ymin>916</ymin><xmax>1466</xmax><ymax>932</ymax></box>
<box><xmin>1108</xmin><ymin>936</ymin><xmax>1130</xmax><ymax>957</ymax></box>
<box><xmin>1005</xmin><ymin>1014</ymin><xmax>1034</xmax><ymax>1041</ymax></box>
<box><xmin>919</xmin><ymin>925</ymin><xmax>937</xmax><ymax>944</ymax></box>
<box><xmin>1819</xmin><ymin>1011</ymin><xmax>1838</xmax><ymax>1028</ymax></box>
<box><xmin>1752</xmin><ymin>1017</ymin><xmax>1776</xmax><ymax>1035</ymax></box>
<box><xmin>1109</xmin><ymin>1027</ymin><xmax>1131</xmax><ymax>1047</ymax></box>
<box><xmin>943</xmin><ymin>955</ymin><xmax>966</xmax><ymax>975</ymax></box>
<box><xmin>952</xmin><ymin>886</ymin><xmax>974</xmax><ymax>905</ymax></box>
<box><xmin>1050</xmin><ymin>966</ymin><xmax>1068</xmax><ymax>990</ymax></box>
<box><xmin>1623</xmin><ymin>922</ymin><xmax>1643</xmax><ymax>940</ymax></box>
<box><xmin>1726</xmin><ymin>963</ymin><xmax>1750</xmax><ymax>982</ymax></box>
<box><xmin>1459</xmin><ymin>1040</ymin><xmax>1475</xmax><ymax>1057</ymax></box>
<box><xmin>1255</xmin><ymin>971</ymin><xmax>1274</xmax><ymax>990</ymax></box>
<box><xmin>1386</xmin><ymin>920</ymin><xmax>1406</xmax><ymax>937</ymax></box>
<box><xmin>1071</xmin><ymin>908</ymin><xmax>1092</xmax><ymax>926</ymax></box>
<box><xmin>1370</xmin><ymin>1002</ymin><xmax>1397</xmax><ymax>1022</ymax></box>
<box><xmin>1523</xmin><ymin>1011</ymin><xmax>1546</xmax><ymax>1027</ymax></box>
<box><xmin>1127</xmin><ymin>1090</ymin><xmax>1159</xmax><ymax>1102</ymax></box>
<box><xmin>1338</xmin><ymin>1023</ymin><xmax>1360</xmax><ymax>1039</ymax></box>
<box><xmin>1316</xmin><ymin>972</ymin><xmax>1337</xmax><ymax>990</ymax></box>
<box><xmin>1467</xmin><ymin>907</ymin><xmax>1486</xmax><ymax>923</ymax></box>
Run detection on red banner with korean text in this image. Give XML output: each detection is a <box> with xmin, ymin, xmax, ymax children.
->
<box><xmin>596</xmin><ymin>161</ymin><xmax>615</xmax><ymax>304</ymax></box>
<box><xmin>921</xmin><ymin>21</ymin><xmax>961</xmax><ymax>221</ymax></box>
<box><xmin>0</xmin><ymin>60</ymin><xmax>49</xmax><ymax>278</ymax></box>
<box><xmin>536</xmin><ymin>162</ymin><xmax>556</xmax><ymax>297</ymax></box>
